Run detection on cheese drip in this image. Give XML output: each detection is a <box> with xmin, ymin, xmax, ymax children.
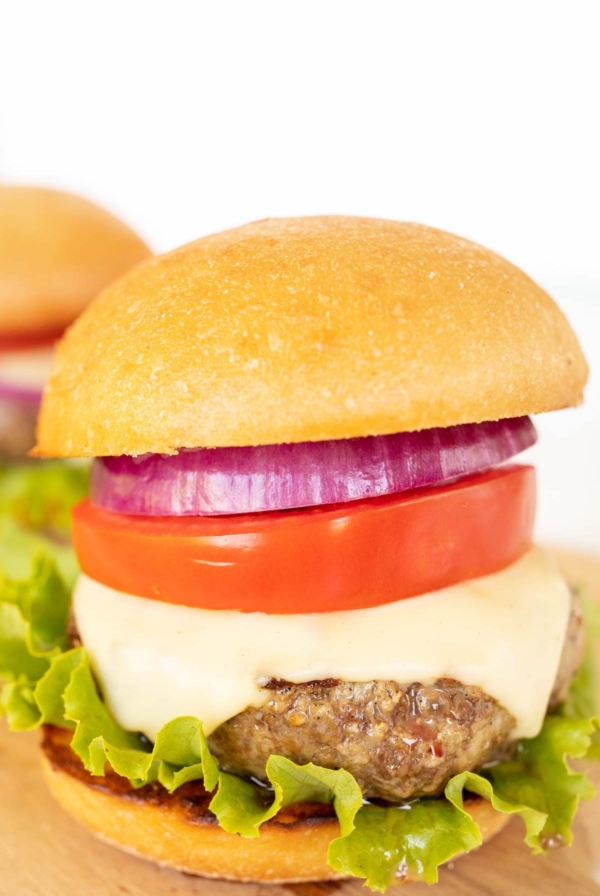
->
<box><xmin>74</xmin><ymin>546</ymin><xmax>570</xmax><ymax>742</ymax></box>
<box><xmin>0</xmin><ymin>346</ymin><xmax>55</xmax><ymax>390</ymax></box>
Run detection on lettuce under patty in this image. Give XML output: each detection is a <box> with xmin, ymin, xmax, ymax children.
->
<box><xmin>0</xmin><ymin>552</ymin><xmax>598</xmax><ymax>891</ymax></box>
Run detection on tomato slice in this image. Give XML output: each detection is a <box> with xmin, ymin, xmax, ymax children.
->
<box><xmin>0</xmin><ymin>331</ymin><xmax>62</xmax><ymax>352</ymax></box>
<box><xmin>73</xmin><ymin>465</ymin><xmax>535</xmax><ymax>614</ymax></box>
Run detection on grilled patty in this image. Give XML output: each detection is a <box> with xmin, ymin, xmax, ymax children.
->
<box><xmin>209</xmin><ymin>678</ymin><xmax>514</xmax><ymax>801</ymax></box>
<box><xmin>209</xmin><ymin>589</ymin><xmax>584</xmax><ymax>801</ymax></box>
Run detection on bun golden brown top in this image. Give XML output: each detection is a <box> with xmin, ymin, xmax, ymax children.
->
<box><xmin>0</xmin><ymin>185</ymin><xmax>151</xmax><ymax>337</ymax></box>
<box><xmin>34</xmin><ymin>216</ymin><xmax>587</xmax><ymax>458</ymax></box>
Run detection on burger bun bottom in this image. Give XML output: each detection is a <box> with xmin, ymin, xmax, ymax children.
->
<box><xmin>41</xmin><ymin>726</ymin><xmax>510</xmax><ymax>885</ymax></box>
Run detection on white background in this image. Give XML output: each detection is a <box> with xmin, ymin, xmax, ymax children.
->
<box><xmin>0</xmin><ymin>1</ymin><xmax>598</xmax><ymax>549</ymax></box>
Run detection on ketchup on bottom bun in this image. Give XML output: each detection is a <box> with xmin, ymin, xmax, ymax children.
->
<box><xmin>0</xmin><ymin>185</ymin><xmax>151</xmax><ymax>458</ymax></box>
<box><xmin>13</xmin><ymin>218</ymin><xmax>594</xmax><ymax>888</ymax></box>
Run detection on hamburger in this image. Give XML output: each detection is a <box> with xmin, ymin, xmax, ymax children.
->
<box><xmin>0</xmin><ymin>185</ymin><xmax>150</xmax><ymax>458</ymax></box>
<box><xmin>0</xmin><ymin>185</ymin><xmax>151</xmax><ymax>560</ymax></box>
<box><xmin>1</xmin><ymin>217</ymin><xmax>597</xmax><ymax>889</ymax></box>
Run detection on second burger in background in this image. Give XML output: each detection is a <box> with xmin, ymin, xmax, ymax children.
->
<box><xmin>0</xmin><ymin>186</ymin><xmax>150</xmax><ymax>560</ymax></box>
<box><xmin>0</xmin><ymin>185</ymin><xmax>151</xmax><ymax>458</ymax></box>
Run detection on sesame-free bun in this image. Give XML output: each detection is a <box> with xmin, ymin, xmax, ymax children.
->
<box><xmin>0</xmin><ymin>185</ymin><xmax>151</xmax><ymax>337</ymax></box>
<box><xmin>41</xmin><ymin>725</ymin><xmax>509</xmax><ymax>884</ymax></box>
<box><xmin>34</xmin><ymin>216</ymin><xmax>587</xmax><ymax>457</ymax></box>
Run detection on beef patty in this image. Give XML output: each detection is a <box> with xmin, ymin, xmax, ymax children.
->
<box><xmin>209</xmin><ymin>678</ymin><xmax>514</xmax><ymax>801</ymax></box>
<box><xmin>209</xmin><ymin>589</ymin><xmax>584</xmax><ymax>802</ymax></box>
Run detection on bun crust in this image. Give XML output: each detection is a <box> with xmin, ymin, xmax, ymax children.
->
<box><xmin>41</xmin><ymin>726</ymin><xmax>509</xmax><ymax>884</ymax></box>
<box><xmin>0</xmin><ymin>186</ymin><xmax>151</xmax><ymax>336</ymax></box>
<box><xmin>34</xmin><ymin>216</ymin><xmax>587</xmax><ymax>457</ymax></box>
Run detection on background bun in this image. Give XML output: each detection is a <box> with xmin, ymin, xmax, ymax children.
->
<box><xmin>0</xmin><ymin>185</ymin><xmax>151</xmax><ymax>336</ymax></box>
<box><xmin>34</xmin><ymin>216</ymin><xmax>587</xmax><ymax>457</ymax></box>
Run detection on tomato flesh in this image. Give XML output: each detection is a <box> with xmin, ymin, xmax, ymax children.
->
<box><xmin>73</xmin><ymin>465</ymin><xmax>535</xmax><ymax>614</ymax></box>
<box><xmin>0</xmin><ymin>331</ymin><xmax>62</xmax><ymax>352</ymax></box>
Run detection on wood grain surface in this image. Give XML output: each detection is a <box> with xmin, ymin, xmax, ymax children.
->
<box><xmin>0</xmin><ymin>548</ymin><xmax>599</xmax><ymax>895</ymax></box>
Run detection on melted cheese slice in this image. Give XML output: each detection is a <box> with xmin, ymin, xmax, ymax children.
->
<box><xmin>74</xmin><ymin>545</ymin><xmax>571</xmax><ymax>742</ymax></box>
<box><xmin>0</xmin><ymin>346</ymin><xmax>55</xmax><ymax>390</ymax></box>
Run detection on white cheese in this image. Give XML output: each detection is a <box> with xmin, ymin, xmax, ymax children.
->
<box><xmin>0</xmin><ymin>345</ymin><xmax>55</xmax><ymax>390</ymax></box>
<box><xmin>73</xmin><ymin>545</ymin><xmax>571</xmax><ymax>742</ymax></box>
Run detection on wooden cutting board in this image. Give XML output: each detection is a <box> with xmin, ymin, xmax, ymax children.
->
<box><xmin>1</xmin><ymin>548</ymin><xmax>599</xmax><ymax>896</ymax></box>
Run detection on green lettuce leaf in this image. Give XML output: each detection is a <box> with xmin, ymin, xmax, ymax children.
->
<box><xmin>0</xmin><ymin>675</ymin><xmax>41</xmax><ymax>728</ymax></box>
<box><xmin>328</xmin><ymin>705</ymin><xmax>600</xmax><ymax>891</ymax></box>
<box><xmin>485</xmin><ymin>715</ymin><xmax>599</xmax><ymax>848</ymax></box>
<box><xmin>561</xmin><ymin>592</ymin><xmax>600</xmax><ymax>721</ymax></box>
<box><xmin>0</xmin><ymin>551</ymin><xmax>599</xmax><ymax>891</ymax></box>
<box><xmin>154</xmin><ymin>717</ymin><xmax>219</xmax><ymax>791</ymax></box>
<box><xmin>329</xmin><ymin>800</ymin><xmax>481</xmax><ymax>891</ymax></box>
<box><xmin>0</xmin><ymin>554</ymin><xmax>70</xmax><ymax>656</ymax></box>
<box><xmin>0</xmin><ymin>461</ymin><xmax>89</xmax><ymax>538</ymax></box>
<box><xmin>211</xmin><ymin>757</ymin><xmax>363</xmax><ymax>838</ymax></box>
<box><xmin>560</xmin><ymin>592</ymin><xmax>600</xmax><ymax>760</ymax></box>
<box><xmin>34</xmin><ymin>649</ymin><xmax>83</xmax><ymax>727</ymax></box>
<box><xmin>0</xmin><ymin>461</ymin><xmax>87</xmax><ymax>587</ymax></box>
<box><xmin>0</xmin><ymin>555</ymin><xmax>72</xmax><ymax>728</ymax></box>
<box><xmin>0</xmin><ymin>603</ymin><xmax>49</xmax><ymax>682</ymax></box>
<box><xmin>0</xmin><ymin>515</ymin><xmax>79</xmax><ymax>586</ymax></box>
<box><xmin>33</xmin><ymin>647</ymin><xmax>219</xmax><ymax>791</ymax></box>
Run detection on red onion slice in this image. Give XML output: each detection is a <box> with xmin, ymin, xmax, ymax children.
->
<box><xmin>91</xmin><ymin>417</ymin><xmax>536</xmax><ymax>516</ymax></box>
<box><xmin>0</xmin><ymin>382</ymin><xmax>42</xmax><ymax>404</ymax></box>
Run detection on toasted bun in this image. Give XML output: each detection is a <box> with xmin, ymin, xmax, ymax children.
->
<box><xmin>34</xmin><ymin>216</ymin><xmax>587</xmax><ymax>457</ymax></box>
<box><xmin>40</xmin><ymin>726</ymin><xmax>509</xmax><ymax>884</ymax></box>
<box><xmin>0</xmin><ymin>185</ymin><xmax>151</xmax><ymax>337</ymax></box>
